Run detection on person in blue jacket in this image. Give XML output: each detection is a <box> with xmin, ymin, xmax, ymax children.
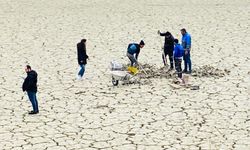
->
<box><xmin>174</xmin><ymin>39</ymin><xmax>184</xmax><ymax>78</ymax></box>
<box><xmin>181</xmin><ymin>28</ymin><xmax>192</xmax><ymax>73</ymax></box>
<box><xmin>127</xmin><ymin>40</ymin><xmax>145</xmax><ymax>66</ymax></box>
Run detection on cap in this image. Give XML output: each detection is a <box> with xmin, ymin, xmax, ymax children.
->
<box><xmin>139</xmin><ymin>40</ymin><xmax>145</xmax><ymax>45</ymax></box>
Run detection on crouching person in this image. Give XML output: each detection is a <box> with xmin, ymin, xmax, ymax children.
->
<box><xmin>127</xmin><ymin>40</ymin><xmax>145</xmax><ymax>66</ymax></box>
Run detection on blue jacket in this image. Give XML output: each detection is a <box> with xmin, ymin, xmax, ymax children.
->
<box><xmin>127</xmin><ymin>43</ymin><xmax>140</xmax><ymax>56</ymax></box>
<box><xmin>174</xmin><ymin>43</ymin><xmax>184</xmax><ymax>59</ymax></box>
<box><xmin>181</xmin><ymin>33</ymin><xmax>191</xmax><ymax>49</ymax></box>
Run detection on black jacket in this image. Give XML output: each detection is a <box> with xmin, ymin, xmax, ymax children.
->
<box><xmin>160</xmin><ymin>31</ymin><xmax>174</xmax><ymax>50</ymax></box>
<box><xmin>22</xmin><ymin>70</ymin><xmax>38</xmax><ymax>92</ymax></box>
<box><xmin>77</xmin><ymin>42</ymin><xmax>89</xmax><ymax>65</ymax></box>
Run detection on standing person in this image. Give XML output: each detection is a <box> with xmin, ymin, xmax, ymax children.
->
<box><xmin>158</xmin><ymin>30</ymin><xmax>175</xmax><ymax>69</ymax></box>
<box><xmin>174</xmin><ymin>39</ymin><xmax>184</xmax><ymax>79</ymax></box>
<box><xmin>127</xmin><ymin>40</ymin><xmax>145</xmax><ymax>66</ymax></box>
<box><xmin>181</xmin><ymin>28</ymin><xmax>192</xmax><ymax>73</ymax></box>
<box><xmin>22</xmin><ymin>65</ymin><xmax>39</xmax><ymax>114</ymax></box>
<box><xmin>77</xmin><ymin>39</ymin><xmax>89</xmax><ymax>80</ymax></box>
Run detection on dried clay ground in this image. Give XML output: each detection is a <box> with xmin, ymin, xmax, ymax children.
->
<box><xmin>0</xmin><ymin>0</ymin><xmax>250</xmax><ymax>149</ymax></box>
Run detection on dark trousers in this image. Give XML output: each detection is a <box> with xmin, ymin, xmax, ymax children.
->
<box><xmin>127</xmin><ymin>52</ymin><xmax>138</xmax><ymax>66</ymax></box>
<box><xmin>163</xmin><ymin>48</ymin><xmax>174</xmax><ymax>69</ymax></box>
<box><xmin>27</xmin><ymin>91</ymin><xmax>39</xmax><ymax>112</ymax></box>
<box><xmin>175</xmin><ymin>59</ymin><xmax>182</xmax><ymax>78</ymax></box>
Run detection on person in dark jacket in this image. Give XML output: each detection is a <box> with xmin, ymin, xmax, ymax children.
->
<box><xmin>77</xmin><ymin>39</ymin><xmax>89</xmax><ymax>79</ymax></box>
<box><xmin>158</xmin><ymin>30</ymin><xmax>175</xmax><ymax>69</ymax></box>
<box><xmin>22</xmin><ymin>65</ymin><xmax>39</xmax><ymax>114</ymax></box>
<box><xmin>174</xmin><ymin>39</ymin><xmax>184</xmax><ymax>79</ymax></box>
<box><xmin>127</xmin><ymin>40</ymin><xmax>145</xmax><ymax>66</ymax></box>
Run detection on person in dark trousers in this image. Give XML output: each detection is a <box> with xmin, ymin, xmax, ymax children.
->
<box><xmin>158</xmin><ymin>30</ymin><xmax>175</xmax><ymax>69</ymax></box>
<box><xmin>127</xmin><ymin>40</ymin><xmax>145</xmax><ymax>66</ymax></box>
<box><xmin>22</xmin><ymin>65</ymin><xmax>39</xmax><ymax>115</ymax></box>
<box><xmin>181</xmin><ymin>28</ymin><xmax>192</xmax><ymax>73</ymax></box>
<box><xmin>174</xmin><ymin>39</ymin><xmax>184</xmax><ymax>79</ymax></box>
<box><xmin>77</xmin><ymin>39</ymin><xmax>89</xmax><ymax>80</ymax></box>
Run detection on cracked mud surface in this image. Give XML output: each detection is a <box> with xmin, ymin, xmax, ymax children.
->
<box><xmin>0</xmin><ymin>0</ymin><xmax>249</xmax><ymax>149</ymax></box>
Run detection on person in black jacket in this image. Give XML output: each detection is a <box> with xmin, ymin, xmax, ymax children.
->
<box><xmin>158</xmin><ymin>30</ymin><xmax>175</xmax><ymax>69</ymax></box>
<box><xmin>22</xmin><ymin>65</ymin><xmax>39</xmax><ymax>114</ymax></box>
<box><xmin>77</xmin><ymin>39</ymin><xmax>89</xmax><ymax>79</ymax></box>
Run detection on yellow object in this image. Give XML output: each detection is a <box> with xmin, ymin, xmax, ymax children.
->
<box><xmin>127</xmin><ymin>66</ymin><xmax>138</xmax><ymax>75</ymax></box>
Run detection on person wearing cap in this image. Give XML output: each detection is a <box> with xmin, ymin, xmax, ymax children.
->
<box><xmin>180</xmin><ymin>28</ymin><xmax>192</xmax><ymax>73</ymax></box>
<box><xmin>77</xmin><ymin>39</ymin><xmax>89</xmax><ymax>80</ymax></box>
<box><xmin>173</xmin><ymin>39</ymin><xmax>184</xmax><ymax>79</ymax></box>
<box><xmin>127</xmin><ymin>40</ymin><xmax>145</xmax><ymax>66</ymax></box>
<box><xmin>158</xmin><ymin>30</ymin><xmax>175</xmax><ymax>69</ymax></box>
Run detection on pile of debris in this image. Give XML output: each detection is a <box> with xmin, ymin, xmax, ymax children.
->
<box><xmin>134</xmin><ymin>64</ymin><xmax>175</xmax><ymax>79</ymax></box>
<box><xmin>192</xmin><ymin>65</ymin><xmax>230</xmax><ymax>78</ymax></box>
